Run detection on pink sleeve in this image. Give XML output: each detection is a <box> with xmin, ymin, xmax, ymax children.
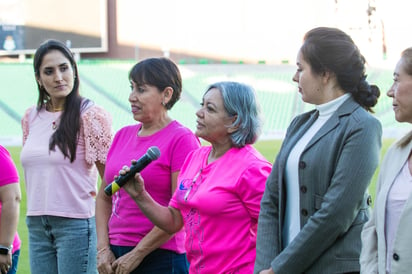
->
<box><xmin>0</xmin><ymin>146</ymin><xmax>19</xmax><ymax>186</ymax></box>
<box><xmin>21</xmin><ymin>106</ymin><xmax>35</xmax><ymax>145</ymax></box>
<box><xmin>237</xmin><ymin>161</ymin><xmax>271</xmax><ymax>219</ymax></box>
<box><xmin>82</xmin><ymin>105</ymin><xmax>113</xmax><ymax>165</ymax></box>
<box><xmin>170</xmin><ymin>132</ymin><xmax>200</xmax><ymax>173</ymax></box>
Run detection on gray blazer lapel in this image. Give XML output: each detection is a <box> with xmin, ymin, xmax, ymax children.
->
<box><xmin>279</xmin><ymin>110</ymin><xmax>319</xmax><ymax>171</ymax></box>
<box><xmin>304</xmin><ymin>97</ymin><xmax>359</xmax><ymax>152</ymax></box>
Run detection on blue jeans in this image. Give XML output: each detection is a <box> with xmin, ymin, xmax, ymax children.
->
<box><xmin>26</xmin><ymin>216</ymin><xmax>97</xmax><ymax>274</ymax></box>
<box><xmin>110</xmin><ymin>245</ymin><xmax>189</xmax><ymax>274</ymax></box>
<box><xmin>6</xmin><ymin>249</ymin><xmax>20</xmax><ymax>274</ymax></box>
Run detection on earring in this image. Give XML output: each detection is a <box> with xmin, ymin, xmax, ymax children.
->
<box><xmin>161</xmin><ymin>101</ymin><xmax>166</xmax><ymax>106</ymax></box>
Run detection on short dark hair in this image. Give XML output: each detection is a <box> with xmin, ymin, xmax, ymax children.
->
<box><xmin>129</xmin><ymin>57</ymin><xmax>182</xmax><ymax>110</ymax></box>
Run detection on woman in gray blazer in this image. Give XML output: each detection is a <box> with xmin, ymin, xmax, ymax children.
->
<box><xmin>360</xmin><ymin>48</ymin><xmax>412</xmax><ymax>274</ymax></box>
<box><xmin>254</xmin><ymin>27</ymin><xmax>382</xmax><ymax>274</ymax></box>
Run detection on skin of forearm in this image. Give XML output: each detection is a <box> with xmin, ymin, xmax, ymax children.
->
<box><xmin>133</xmin><ymin>191</ymin><xmax>183</xmax><ymax>234</ymax></box>
<box><xmin>0</xmin><ymin>195</ymin><xmax>20</xmax><ymax>245</ymax></box>
<box><xmin>133</xmin><ymin>226</ymin><xmax>173</xmax><ymax>257</ymax></box>
<box><xmin>95</xmin><ymin>190</ymin><xmax>113</xmax><ymax>250</ymax></box>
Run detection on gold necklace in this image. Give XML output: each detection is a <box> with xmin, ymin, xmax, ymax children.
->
<box><xmin>47</xmin><ymin>102</ymin><xmax>64</xmax><ymax>112</ymax></box>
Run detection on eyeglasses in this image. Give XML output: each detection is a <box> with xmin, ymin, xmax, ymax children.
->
<box><xmin>184</xmin><ymin>169</ymin><xmax>202</xmax><ymax>201</ymax></box>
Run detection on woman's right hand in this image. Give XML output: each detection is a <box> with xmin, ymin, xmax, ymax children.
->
<box><xmin>123</xmin><ymin>173</ymin><xmax>146</xmax><ymax>200</ymax></box>
<box><xmin>97</xmin><ymin>247</ymin><xmax>116</xmax><ymax>274</ymax></box>
<box><xmin>119</xmin><ymin>161</ymin><xmax>147</xmax><ymax>200</ymax></box>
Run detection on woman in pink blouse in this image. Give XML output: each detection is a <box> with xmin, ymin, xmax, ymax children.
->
<box><xmin>20</xmin><ymin>39</ymin><xmax>113</xmax><ymax>274</ymax></box>
<box><xmin>121</xmin><ymin>81</ymin><xmax>272</xmax><ymax>273</ymax></box>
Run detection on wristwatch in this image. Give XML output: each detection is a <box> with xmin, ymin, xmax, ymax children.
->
<box><xmin>0</xmin><ymin>245</ymin><xmax>12</xmax><ymax>255</ymax></box>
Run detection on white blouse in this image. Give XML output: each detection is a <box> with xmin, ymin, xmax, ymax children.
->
<box><xmin>282</xmin><ymin>93</ymin><xmax>350</xmax><ymax>246</ymax></box>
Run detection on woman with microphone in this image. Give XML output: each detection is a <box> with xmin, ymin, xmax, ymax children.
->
<box><xmin>121</xmin><ymin>81</ymin><xmax>272</xmax><ymax>273</ymax></box>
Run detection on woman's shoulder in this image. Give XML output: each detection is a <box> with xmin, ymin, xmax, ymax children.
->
<box><xmin>23</xmin><ymin>105</ymin><xmax>37</xmax><ymax>116</ymax></box>
<box><xmin>216</xmin><ymin>146</ymin><xmax>270</xmax><ymax>170</ymax></box>
<box><xmin>162</xmin><ymin>120</ymin><xmax>197</xmax><ymax>140</ymax></box>
<box><xmin>348</xmin><ymin>106</ymin><xmax>382</xmax><ymax>133</ymax></box>
<box><xmin>116</xmin><ymin>124</ymin><xmax>139</xmax><ymax>134</ymax></box>
<box><xmin>81</xmin><ymin>103</ymin><xmax>112</xmax><ymax>126</ymax></box>
<box><xmin>235</xmin><ymin>145</ymin><xmax>270</xmax><ymax>164</ymax></box>
<box><xmin>387</xmin><ymin>134</ymin><xmax>412</xmax><ymax>157</ymax></box>
<box><xmin>169</xmin><ymin>120</ymin><xmax>195</xmax><ymax>133</ymax></box>
<box><xmin>287</xmin><ymin>110</ymin><xmax>317</xmax><ymax>130</ymax></box>
<box><xmin>81</xmin><ymin>102</ymin><xmax>111</xmax><ymax>117</ymax></box>
<box><xmin>186</xmin><ymin>145</ymin><xmax>209</xmax><ymax>157</ymax></box>
<box><xmin>111</xmin><ymin>124</ymin><xmax>139</xmax><ymax>141</ymax></box>
<box><xmin>22</xmin><ymin>105</ymin><xmax>39</xmax><ymax>125</ymax></box>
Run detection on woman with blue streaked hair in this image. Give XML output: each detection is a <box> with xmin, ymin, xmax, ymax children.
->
<box><xmin>212</xmin><ymin>81</ymin><xmax>261</xmax><ymax>146</ymax></box>
<box><xmin>121</xmin><ymin>81</ymin><xmax>272</xmax><ymax>273</ymax></box>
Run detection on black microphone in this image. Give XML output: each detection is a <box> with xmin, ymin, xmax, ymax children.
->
<box><xmin>104</xmin><ymin>146</ymin><xmax>160</xmax><ymax>196</ymax></box>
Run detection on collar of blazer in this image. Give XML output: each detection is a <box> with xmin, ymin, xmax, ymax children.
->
<box><xmin>333</xmin><ymin>95</ymin><xmax>359</xmax><ymax>117</ymax></box>
<box><xmin>383</xmin><ymin>138</ymin><xmax>412</xmax><ymax>187</ymax></box>
<box><xmin>303</xmin><ymin>96</ymin><xmax>360</xmax><ymax>150</ymax></box>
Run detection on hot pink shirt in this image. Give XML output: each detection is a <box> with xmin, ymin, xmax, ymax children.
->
<box><xmin>104</xmin><ymin>121</ymin><xmax>200</xmax><ymax>253</ymax></box>
<box><xmin>0</xmin><ymin>145</ymin><xmax>21</xmax><ymax>253</ymax></box>
<box><xmin>170</xmin><ymin>145</ymin><xmax>272</xmax><ymax>273</ymax></box>
<box><xmin>20</xmin><ymin>104</ymin><xmax>113</xmax><ymax>218</ymax></box>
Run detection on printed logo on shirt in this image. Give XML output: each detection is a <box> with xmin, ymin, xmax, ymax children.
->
<box><xmin>185</xmin><ymin>208</ymin><xmax>205</xmax><ymax>272</ymax></box>
<box><xmin>176</xmin><ymin>179</ymin><xmax>192</xmax><ymax>202</ymax></box>
<box><xmin>179</xmin><ymin>180</ymin><xmax>189</xmax><ymax>190</ymax></box>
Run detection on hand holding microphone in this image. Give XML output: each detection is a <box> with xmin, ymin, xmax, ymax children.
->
<box><xmin>104</xmin><ymin>146</ymin><xmax>160</xmax><ymax>196</ymax></box>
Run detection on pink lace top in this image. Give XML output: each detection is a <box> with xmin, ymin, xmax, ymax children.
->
<box><xmin>22</xmin><ymin>104</ymin><xmax>112</xmax><ymax>165</ymax></box>
<box><xmin>20</xmin><ymin>103</ymin><xmax>113</xmax><ymax>218</ymax></box>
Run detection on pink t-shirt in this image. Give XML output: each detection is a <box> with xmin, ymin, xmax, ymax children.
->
<box><xmin>104</xmin><ymin>121</ymin><xmax>200</xmax><ymax>253</ymax></box>
<box><xmin>0</xmin><ymin>145</ymin><xmax>21</xmax><ymax>253</ymax></box>
<box><xmin>20</xmin><ymin>104</ymin><xmax>113</xmax><ymax>218</ymax></box>
<box><xmin>170</xmin><ymin>145</ymin><xmax>272</xmax><ymax>273</ymax></box>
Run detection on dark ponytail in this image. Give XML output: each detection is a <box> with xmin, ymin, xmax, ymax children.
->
<box><xmin>301</xmin><ymin>27</ymin><xmax>380</xmax><ymax>112</ymax></box>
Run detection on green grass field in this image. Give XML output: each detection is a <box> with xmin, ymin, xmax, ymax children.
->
<box><xmin>6</xmin><ymin>138</ymin><xmax>395</xmax><ymax>273</ymax></box>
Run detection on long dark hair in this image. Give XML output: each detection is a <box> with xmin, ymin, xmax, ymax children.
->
<box><xmin>33</xmin><ymin>39</ymin><xmax>89</xmax><ymax>162</ymax></box>
<box><xmin>301</xmin><ymin>27</ymin><xmax>380</xmax><ymax>112</ymax></box>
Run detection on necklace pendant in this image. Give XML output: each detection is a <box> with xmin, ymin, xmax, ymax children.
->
<box><xmin>52</xmin><ymin>121</ymin><xmax>57</xmax><ymax>130</ymax></box>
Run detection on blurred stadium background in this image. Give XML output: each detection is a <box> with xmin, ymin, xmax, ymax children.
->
<box><xmin>1</xmin><ymin>1</ymin><xmax>410</xmax><ymax>272</ymax></box>
<box><xmin>1</xmin><ymin>0</ymin><xmax>411</xmax><ymax>143</ymax></box>
<box><xmin>0</xmin><ymin>61</ymin><xmax>408</xmax><ymax>146</ymax></box>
